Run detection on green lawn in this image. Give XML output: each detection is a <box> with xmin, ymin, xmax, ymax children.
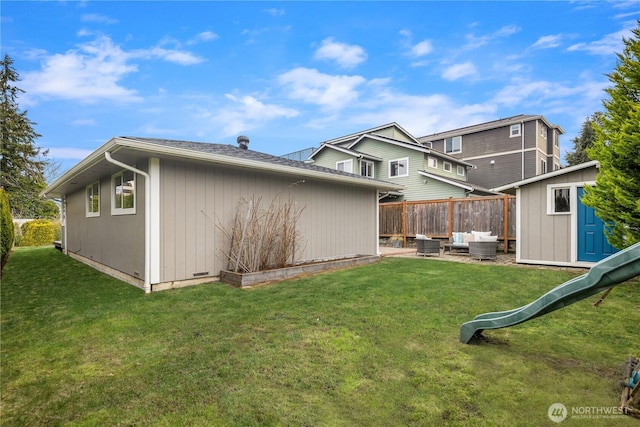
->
<box><xmin>1</xmin><ymin>247</ymin><xmax>638</xmax><ymax>426</ymax></box>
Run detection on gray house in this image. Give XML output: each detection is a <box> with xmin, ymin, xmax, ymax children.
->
<box><xmin>493</xmin><ymin>160</ymin><xmax>617</xmax><ymax>267</ymax></box>
<box><xmin>419</xmin><ymin>114</ymin><xmax>564</xmax><ymax>190</ymax></box>
<box><xmin>308</xmin><ymin>123</ymin><xmax>496</xmax><ymax>202</ymax></box>
<box><xmin>43</xmin><ymin>136</ymin><xmax>401</xmax><ymax>292</ymax></box>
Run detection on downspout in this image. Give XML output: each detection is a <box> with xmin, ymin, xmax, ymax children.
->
<box><xmin>521</xmin><ymin>120</ymin><xmax>525</xmax><ymax>180</ymax></box>
<box><xmin>105</xmin><ymin>152</ymin><xmax>152</xmax><ymax>294</ymax></box>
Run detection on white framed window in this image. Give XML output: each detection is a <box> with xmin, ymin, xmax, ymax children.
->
<box><xmin>457</xmin><ymin>165</ymin><xmax>465</xmax><ymax>176</ymax></box>
<box><xmin>86</xmin><ymin>181</ymin><xmax>100</xmax><ymax>217</ymax></box>
<box><xmin>510</xmin><ymin>123</ymin><xmax>521</xmax><ymax>138</ymax></box>
<box><xmin>427</xmin><ymin>157</ymin><xmax>438</xmax><ymax>169</ymax></box>
<box><xmin>554</xmin><ymin>162</ymin><xmax>561</xmax><ymax>171</ymax></box>
<box><xmin>540</xmin><ymin>123</ymin><xmax>547</xmax><ymax>138</ymax></box>
<box><xmin>445</xmin><ymin>136</ymin><xmax>461</xmax><ymax>154</ymax></box>
<box><xmin>548</xmin><ymin>185</ymin><xmax>571</xmax><ymax>215</ymax></box>
<box><xmin>360</xmin><ymin>160</ymin><xmax>374</xmax><ymax>177</ymax></box>
<box><xmin>554</xmin><ymin>131</ymin><xmax>560</xmax><ymax>148</ymax></box>
<box><xmin>112</xmin><ymin>170</ymin><xmax>136</xmax><ymax>215</ymax></box>
<box><xmin>389</xmin><ymin>158</ymin><xmax>408</xmax><ymax>178</ymax></box>
<box><xmin>443</xmin><ymin>162</ymin><xmax>452</xmax><ymax>173</ymax></box>
<box><xmin>540</xmin><ymin>159</ymin><xmax>547</xmax><ymax>174</ymax></box>
<box><xmin>336</xmin><ymin>159</ymin><xmax>353</xmax><ymax>173</ymax></box>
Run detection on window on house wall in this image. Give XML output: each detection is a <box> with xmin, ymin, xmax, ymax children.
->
<box><xmin>361</xmin><ymin>160</ymin><xmax>374</xmax><ymax>177</ymax></box>
<box><xmin>86</xmin><ymin>181</ymin><xmax>100</xmax><ymax>217</ymax></box>
<box><xmin>554</xmin><ymin>132</ymin><xmax>560</xmax><ymax>148</ymax></box>
<box><xmin>423</xmin><ymin>141</ymin><xmax>432</xmax><ymax>148</ymax></box>
<box><xmin>445</xmin><ymin>136</ymin><xmax>462</xmax><ymax>154</ymax></box>
<box><xmin>427</xmin><ymin>157</ymin><xmax>438</xmax><ymax>169</ymax></box>
<box><xmin>389</xmin><ymin>158</ymin><xmax>408</xmax><ymax>178</ymax></box>
<box><xmin>457</xmin><ymin>165</ymin><xmax>465</xmax><ymax>176</ymax></box>
<box><xmin>510</xmin><ymin>123</ymin><xmax>521</xmax><ymax>137</ymax></box>
<box><xmin>540</xmin><ymin>123</ymin><xmax>547</xmax><ymax>138</ymax></box>
<box><xmin>336</xmin><ymin>159</ymin><xmax>353</xmax><ymax>173</ymax></box>
<box><xmin>112</xmin><ymin>170</ymin><xmax>136</xmax><ymax>215</ymax></box>
<box><xmin>540</xmin><ymin>159</ymin><xmax>547</xmax><ymax>174</ymax></box>
<box><xmin>548</xmin><ymin>186</ymin><xmax>571</xmax><ymax>214</ymax></box>
<box><xmin>554</xmin><ymin>162</ymin><xmax>561</xmax><ymax>171</ymax></box>
<box><xmin>443</xmin><ymin>162</ymin><xmax>452</xmax><ymax>172</ymax></box>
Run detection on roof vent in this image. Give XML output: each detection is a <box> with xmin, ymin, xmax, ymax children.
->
<box><xmin>237</xmin><ymin>135</ymin><xmax>250</xmax><ymax>150</ymax></box>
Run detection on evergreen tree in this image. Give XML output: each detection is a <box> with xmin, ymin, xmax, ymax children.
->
<box><xmin>582</xmin><ymin>21</ymin><xmax>640</xmax><ymax>249</ymax></box>
<box><xmin>564</xmin><ymin>113</ymin><xmax>600</xmax><ymax>166</ymax></box>
<box><xmin>0</xmin><ymin>54</ymin><xmax>58</xmax><ymax>219</ymax></box>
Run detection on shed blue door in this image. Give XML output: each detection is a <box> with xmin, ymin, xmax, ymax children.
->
<box><xmin>577</xmin><ymin>187</ymin><xmax>617</xmax><ymax>262</ymax></box>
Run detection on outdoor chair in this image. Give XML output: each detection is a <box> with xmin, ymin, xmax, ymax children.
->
<box><xmin>468</xmin><ymin>241</ymin><xmax>498</xmax><ymax>261</ymax></box>
<box><xmin>416</xmin><ymin>238</ymin><xmax>441</xmax><ymax>256</ymax></box>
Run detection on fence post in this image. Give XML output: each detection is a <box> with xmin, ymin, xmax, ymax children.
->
<box><xmin>402</xmin><ymin>200</ymin><xmax>407</xmax><ymax>247</ymax></box>
<box><xmin>447</xmin><ymin>197</ymin><xmax>453</xmax><ymax>238</ymax></box>
<box><xmin>503</xmin><ymin>194</ymin><xmax>509</xmax><ymax>253</ymax></box>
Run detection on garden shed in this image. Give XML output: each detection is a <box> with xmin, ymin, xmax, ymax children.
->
<box><xmin>493</xmin><ymin>160</ymin><xmax>618</xmax><ymax>267</ymax></box>
<box><xmin>43</xmin><ymin>136</ymin><xmax>401</xmax><ymax>292</ymax></box>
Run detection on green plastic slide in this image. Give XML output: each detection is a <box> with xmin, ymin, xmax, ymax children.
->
<box><xmin>460</xmin><ymin>242</ymin><xmax>640</xmax><ymax>344</ymax></box>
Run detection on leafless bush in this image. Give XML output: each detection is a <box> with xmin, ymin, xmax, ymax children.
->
<box><xmin>219</xmin><ymin>193</ymin><xmax>306</xmax><ymax>273</ymax></box>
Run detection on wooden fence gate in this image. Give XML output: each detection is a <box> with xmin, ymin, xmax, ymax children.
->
<box><xmin>379</xmin><ymin>195</ymin><xmax>516</xmax><ymax>252</ymax></box>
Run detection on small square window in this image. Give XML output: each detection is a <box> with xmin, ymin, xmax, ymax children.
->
<box><xmin>443</xmin><ymin>162</ymin><xmax>452</xmax><ymax>172</ymax></box>
<box><xmin>427</xmin><ymin>157</ymin><xmax>438</xmax><ymax>169</ymax></box>
<box><xmin>548</xmin><ymin>186</ymin><xmax>571</xmax><ymax>214</ymax></box>
<box><xmin>457</xmin><ymin>165</ymin><xmax>465</xmax><ymax>176</ymax></box>
<box><xmin>389</xmin><ymin>158</ymin><xmax>408</xmax><ymax>178</ymax></box>
<box><xmin>510</xmin><ymin>124</ymin><xmax>521</xmax><ymax>137</ymax></box>
<box><xmin>445</xmin><ymin>136</ymin><xmax>461</xmax><ymax>154</ymax></box>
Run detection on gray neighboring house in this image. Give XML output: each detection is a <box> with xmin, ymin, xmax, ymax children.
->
<box><xmin>493</xmin><ymin>160</ymin><xmax>617</xmax><ymax>267</ymax></box>
<box><xmin>418</xmin><ymin>114</ymin><xmax>564</xmax><ymax>190</ymax></box>
<box><xmin>43</xmin><ymin>136</ymin><xmax>401</xmax><ymax>292</ymax></box>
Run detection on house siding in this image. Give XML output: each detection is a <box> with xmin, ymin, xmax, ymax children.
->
<box><xmin>65</xmin><ymin>170</ymin><xmax>146</xmax><ymax>280</ymax></box>
<box><xmin>159</xmin><ymin>159</ymin><xmax>378</xmax><ymax>283</ymax></box>
<box><xmin>519</xmin><ymin>166</ymin><xmax>598</xmax><ymax>264</ymax></box>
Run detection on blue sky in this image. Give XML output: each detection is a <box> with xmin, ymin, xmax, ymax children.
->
<box><xmin>2</xmin><ymin>1</ymin><xmax>639</xmax><ymax>176</ymax></box>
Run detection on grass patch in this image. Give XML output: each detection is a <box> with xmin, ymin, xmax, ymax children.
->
<box><xmin>1</xmin><ymin>247</ymin><xmax>638</xmax><ymax>426</ymax></box>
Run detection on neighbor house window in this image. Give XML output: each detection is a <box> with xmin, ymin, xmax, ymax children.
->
<box><xmin>389</xmin><ymin>158</ymin><xmax>408</xmax><ymax>178</ymax></box>
<box><xmin>361</xmin><ymin>160</ymin><xmax>374</xmax><ymax>177</ymax></box>
<box><xmin>336</xmin><ymin>159</ymin><xmax>353</xmax><ymax>173</ymax></box>
<box><xmin>554</xmin><ymin>132</ymin><xmax>560</xmax><ymax>148</ymax></box>
<box><xmin>427</xmin><ymin>157</ymin><xmax>438</xmax><ymax>169</ymax></box>
<box><xmin>540</xmin><ymin>159</ymin><xmax>547</xmax><ymax>174</ymax></box>
<box><xmin>457</xmin><ymin>165</ymin><xmax>466</xmax><ymax>176</ymax></box>
<box><xmin>554</xmin><ymin>162</ymin><xmax>561</xmax><ymax>171</ymax></box>
<box><xmin>540</xmin><ymin>123</ymin><xmax>547</xmax><ymax>138</ymax></box>
<box><xmin>112</xmin><ymin>170</ymin><xmax>136</xmax><ymax>215</ymax></box>
<box><xmin>443</xmin><ymin>162</ymin><xmax>452</xmax><ymax>173</ymax></box>
<box><xmin>510</xmin><ymin>124</ymin><xmax>521</xmax><ymax>138</ymax></box>
<box><xmin>548</xmin><ymin>185</ymin><xmax>571</xmax><ymax>214</ymax></box>
<box><xmin>86</xmin><ymin>181</ymin><xmax>100</xmax><ymax>217</ymax></box>
<box><xmin>445</xmin><ymin>136</ymin><xmax>461</xmax><ymax>154</ymax></box>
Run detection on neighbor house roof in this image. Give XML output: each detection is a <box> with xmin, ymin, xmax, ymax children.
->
<box><xmin>418</xmin><ymin>114</ymin><xmax>565</xmax><ymax>143</ymax></box>
<box><xmin>492</xmin><ymin>160</ymin><xmax>600</xmax><ymax>193</ymax></box>
<box><xmin>320</xmin><ymin>122</ymin><xmax>420</xmax><ymax>146</ymax></box>
<box><xmin>417</xmin><ymin>171</ymin><xmax>500</xmax><ymax>196</ymax></box>
<box><xmin>43</xmin><ymin>136</ymin><xmax>403</xmax><ymax>198</ymax></box>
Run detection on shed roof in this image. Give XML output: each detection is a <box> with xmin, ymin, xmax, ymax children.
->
<box><xmin>492</xmin><ymin>160</ymin><xmax>600</xmax><ymax>193</ymax></box>
<box><xmin>43</xmin><ymin>136</ymin><xmax>402</xmax><ymax>198</ymax></box>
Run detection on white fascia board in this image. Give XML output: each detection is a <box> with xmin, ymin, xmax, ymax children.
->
<box><xmin>417</xmin><ymin>170</ymin><xmax>474</xmax><ymax>191</ymax></box>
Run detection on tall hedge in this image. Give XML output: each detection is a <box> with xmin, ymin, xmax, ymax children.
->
<box><xmin>0</xmin><ymin>188</ymin><xmax>14</xmax><ymax>261</ymax></box>
<box><xmin>19</xmin><ymin>219</ymin><xmax>61</xmax><ymax>247</ymax></box>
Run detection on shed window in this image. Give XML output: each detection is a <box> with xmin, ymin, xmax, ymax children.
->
<box><xmin>548</xmin><ymin>186</ymin><xmax>571</xmax><ymax>214</ymax></box>
<box><xmin>336</xmin><ymin>159</ymin><xmax>353</xmax><ymax>173</ymax></box>
<box><xmin>112</xmin><ymin>170</ymin><xmax>136</xmax><ymax>215</ymax></box>
<box><xmin>389</xmin><ymin>158</ymin><xmax>408</xmax><ymax>178</ymax></box>
<box><xmin>86</xmin><ymin>182</ymin><xmax>100</xmax><ymax>217</ymax></box>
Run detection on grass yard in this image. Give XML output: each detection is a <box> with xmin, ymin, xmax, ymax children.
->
<box><xmin>1</xmin><ymin>247</ymin><xmax>639</xmax><ymax>426</ymax></box>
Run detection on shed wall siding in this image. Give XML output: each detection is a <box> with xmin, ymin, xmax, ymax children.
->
<box><xmin>159</xmin><ymin>159</ymin><xmax>378</xmax><ymax>283</ymax></box>
<box><xmin>65</xmin><ymin>171</ymin><xmax>145</xmax><ymax>279</ymax></box>
<box><xmin>519</xmin><ymin>167</ymin><xmax>598</xmax><ymax>263</ymax></box>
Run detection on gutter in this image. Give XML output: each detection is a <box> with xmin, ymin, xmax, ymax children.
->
<box><xmin>104</xmin><ymin>152</ymin><xmax>152</xmax><ymax>294</ymax></box>
<box><xmin>521</xmin><ymin>119</ymin><xmax>525</xmax><ymax>180</ymax></box>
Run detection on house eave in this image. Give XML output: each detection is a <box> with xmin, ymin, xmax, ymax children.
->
<box><xmin>492</xmin><ymin>160</ymin><xmax>600</xmax><ymax>192</ymax></box>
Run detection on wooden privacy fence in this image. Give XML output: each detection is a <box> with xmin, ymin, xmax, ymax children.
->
<box><xmin>379</xmin><ymin>195</ymin><xmax>516</xmax><ymax>251</ymax></box>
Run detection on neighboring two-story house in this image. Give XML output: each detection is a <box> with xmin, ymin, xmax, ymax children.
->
<box><xmin>418</xmin><ymin>114</ymin><xmax>564</xmax><ymax>190</ymax></box>
<box><xmin>307</xmin><ymin>123</ymin><xmax>496</xmax><ymax>202</ymax></box>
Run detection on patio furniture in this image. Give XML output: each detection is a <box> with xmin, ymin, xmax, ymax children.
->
<box><xmin>468</xmin><ymin>241</ymin><xmax>498</xmax><ymax>261</ymax></box>
<box><xmin>416</xmin><ymin>238</ymin><xmax>441</xmax><ymax>256</ymax></box>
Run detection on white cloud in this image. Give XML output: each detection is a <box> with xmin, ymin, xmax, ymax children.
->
<box><xmin>215</xmin><ymin>94</ymin><xmax>299</xmax><ymax>137</ymax></box>
<box><xmin>138</xmin><ymin>46</ymin><xmax>204</xmax><ymax>65</ymax></box>
<box><xmin>187</xmin><ymin>31</ymin><xmax>219</xmax><ymax>45</ymax></box>
<box><xmin>567</xmin><ymin>27</ymin><xmax>631</xmax><ymax>55</ymax></box>
<box><xmin>411</xmin><ymin>40</ymin><xmax>433</xmax><ymax>57</ymax></box>
<box><xmin>81</xmin><ymin>13</ymin><xmax>118</xmax><ymax>24</ymax></box>
<box><xmin>465</xmin><ymin>25</ymin><xmax>520</xmax><ymax>49</ymax></box>
<box><xmin>441</xmin><ymin>62</ymin><xmax>478</xmax><ymax>81</ymax></box>
<box><xmin>21</xmin><ymin>36</ymin><xmax>142</xmax><ymax>104</ymax></box>
<box><xmin>48</xmin><ymin>147</ymin><xmax>95</xmax><ymax>160</ymax></box>
<box><xmin>313</xmin><ymin>37</ymin><xmax>367</xmax><ymax>68</ymax></box>
<box><xmin>278</xmin><ymin>67</ymin><xmax>366</xmax><ymax>110</ymax></box>
<box><xmin>532</xmin><ymin>34</ymin><xmax>563</xmax><ymax>49</ymax></box>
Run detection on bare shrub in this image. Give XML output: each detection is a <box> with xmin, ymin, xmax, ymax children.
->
<box><xmin>219</xmin><ymin>193</ymin><xmax>306</xmax><ymax>273</ymax></box>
